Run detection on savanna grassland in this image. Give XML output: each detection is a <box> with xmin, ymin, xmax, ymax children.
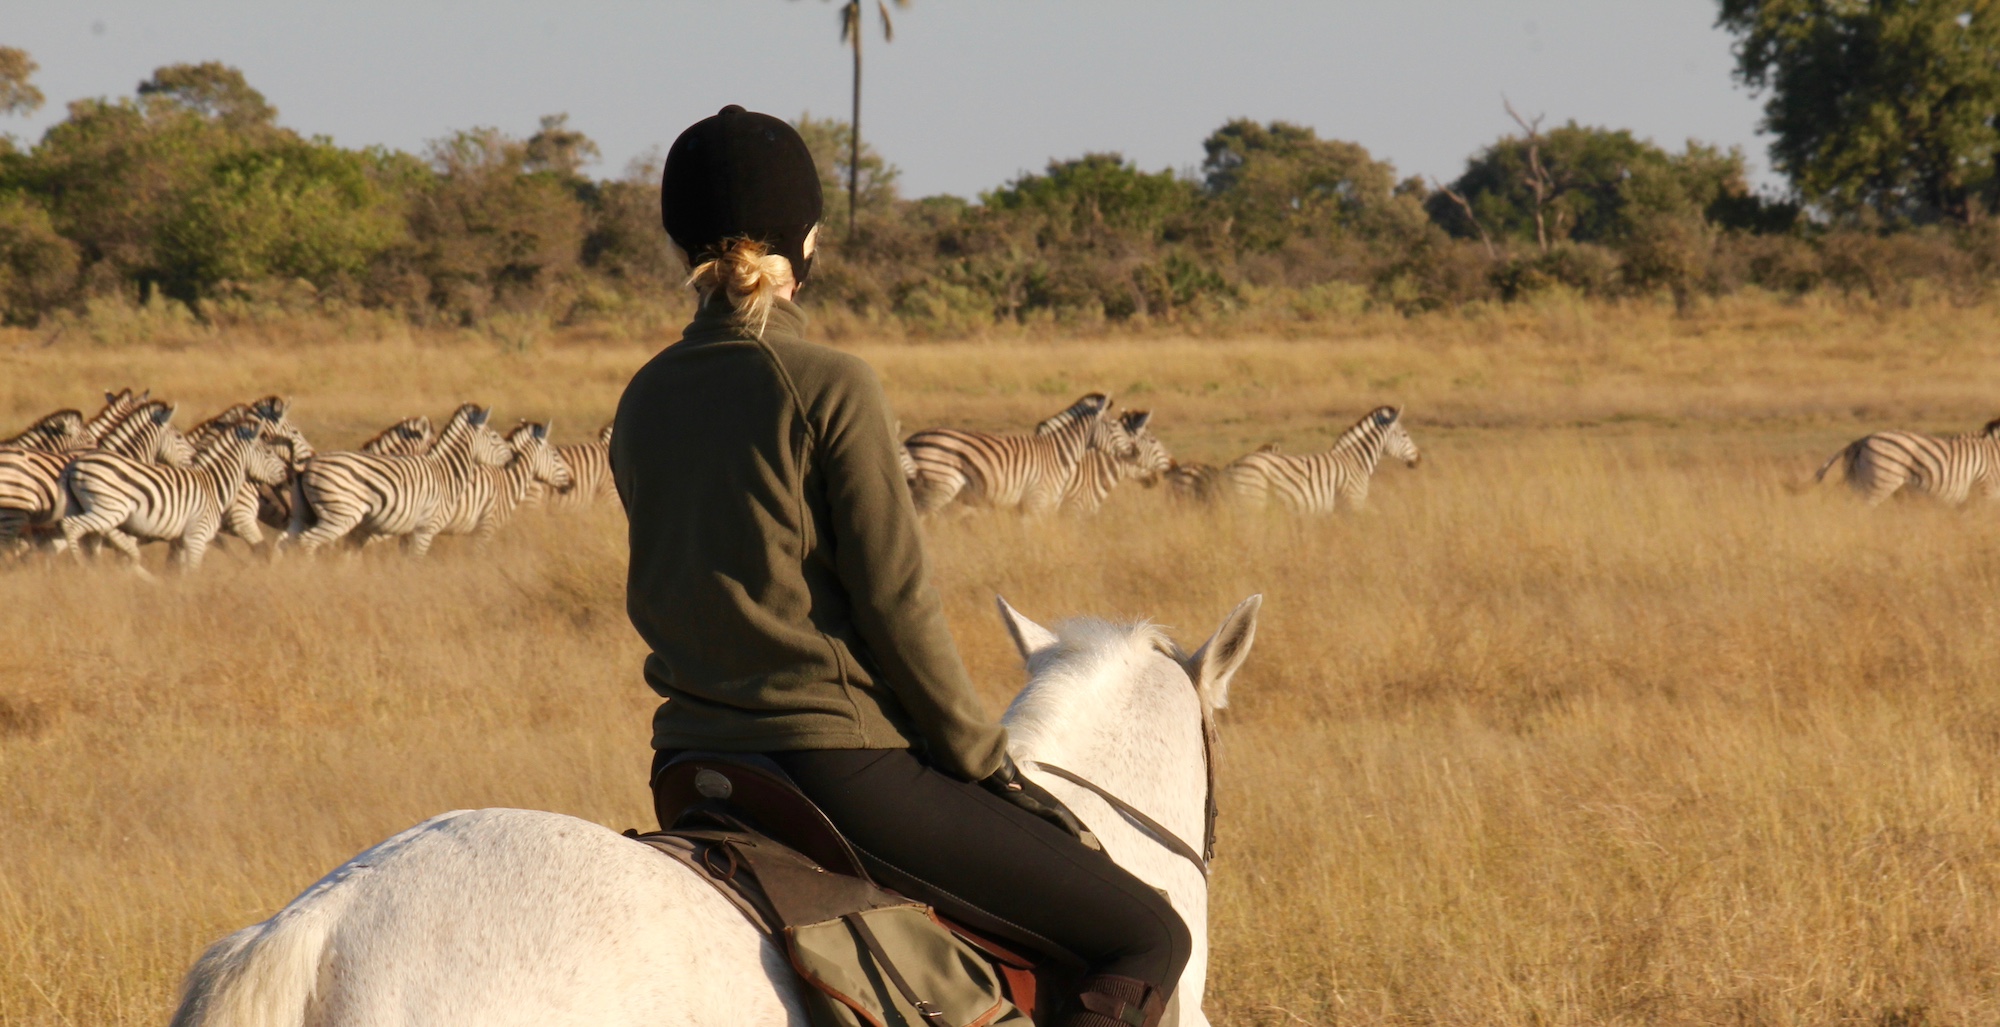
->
<box><xmin>5</xmin><ymin>294</ymin><xmax>2000</xmax><ymax>1027</ymax></box>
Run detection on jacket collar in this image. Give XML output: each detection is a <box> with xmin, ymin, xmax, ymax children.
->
<box><xmin>683</xmin><ymin>294</ymin><xmax>810</xmax><ymax>346</ymax></box>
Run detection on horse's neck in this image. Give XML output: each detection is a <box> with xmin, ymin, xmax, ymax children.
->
<box><xmin>193</xmin><ymin>442</ymin><xmax>250</xmax><ymax>502</ymax></box>
<box><xmin>489</xmin><ymin>458</ymin><xmax>533</xmax><ymax>518</ymax></box>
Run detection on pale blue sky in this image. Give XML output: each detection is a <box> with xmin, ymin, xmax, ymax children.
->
<box><xmin>7</xmin><ymin>2</ymin><xmax>1778</xmax><ymax>197</ymax></box>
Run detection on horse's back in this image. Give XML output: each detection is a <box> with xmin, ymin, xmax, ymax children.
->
<box><xmin>175</xmin><ymin>808</ymin><xmax>798</xmax><ymax>1027</ymax></box>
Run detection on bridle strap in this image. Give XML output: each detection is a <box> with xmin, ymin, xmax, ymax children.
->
<box><xmin>1027</xmin><ymin>761</ymin><xmax>1210</xmax><ymax>877</ymax></box>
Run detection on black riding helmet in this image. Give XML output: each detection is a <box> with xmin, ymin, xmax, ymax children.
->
<box><xmin>661</xmin><ymin>105</ymin><xmax>824</xmax><ymax>285</ymax></box>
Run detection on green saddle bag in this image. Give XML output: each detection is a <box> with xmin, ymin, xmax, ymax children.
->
<box><xmin>690</xmin><ymin>830</ymin><xmax>1032</xmax><ymax>1027</ymax></box>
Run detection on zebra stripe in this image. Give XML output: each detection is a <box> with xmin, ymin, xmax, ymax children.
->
<box><xmin>360</xmin><ymin>416</ymin><xmax>437</xmax><ymax>457</ymax></box>
<box><xmin>0</xmin><ymin>449</ymin><xmax>67</xmax><ymax>548</ymax></box>
<box><xmin>96</xmin><ymin>401</ymin><xmax>197</xmax><ymax>465</ymax></box>
<box><xmin>80</xmin><ymin>388</ymin><xmax>149</xmax><ymax>445</ymax></box>
<box><xmin>3</xmin><ymin>410</ymin><xmax>87</xmax><ymax>453</ymax></box>
<box><xmin>1062</xmin><ymin>409</ymin><xmax>1174</xmax><ymax>513</ymax></box>
<box><xmin>1814</xmin><ymin>419</ymin><xmax>2000</xmax><ymax>505</ymax></box>
<box><xmin>0</xmin><ymin>401</ymin><xmax>193</xmax><ymax>548</ymax></box>
<box><xmin>437</xmin><ymin>420</ymin><xmax>574</xmax><ymax>540</ymax></box>
<box><xmin>59</xmin><ymin>420</ymin><xmax>288</xmax><ymax>572</ymax></box>
<box><xmin>1221</xmin><ymin>406</ymin><xmax>1421</xmax><ymax>512</ymax></box>
<box><xmin>904</xmin><ymin>393</ymin><xmax>1111</xmax><ymax>514</ymax></box>
<box><xmin>1166</xmin><ymin>444</ymin><xmax>1278</xmax><ymax>504</ymax></box>
<box><xmin>286</xmin><ymin>404</ymin><xmax>514</xmax><ymax>556</ymax></box>
<box><xmin>185</xmin><ymin>397</ymin><xmax>318</xmax><ymax>549</ymax></box>
<box><xmin>541</xmin><ymin>422</ymin><xmax>613</xmax><ymax>508</ymax></box>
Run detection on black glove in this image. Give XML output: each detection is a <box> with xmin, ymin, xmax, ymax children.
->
<box><xmin>980</xmin><ymin>755</ymin><xmax>1102</xmax><ymax>851</ymax></box>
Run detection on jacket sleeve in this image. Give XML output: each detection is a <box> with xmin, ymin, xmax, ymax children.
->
<box><xmin>818</xmin><ymin>362</ymin><xmax>1009</xmax><ymax>780</ymax></box>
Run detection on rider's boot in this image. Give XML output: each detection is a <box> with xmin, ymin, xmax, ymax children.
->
<box><xmin>1062</xmin><ymin>974</ymin><xmax>1167</xmax><ymax>1027</ymax></box>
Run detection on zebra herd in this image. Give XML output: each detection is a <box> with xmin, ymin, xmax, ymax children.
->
<box><xmin>9</xmin><ymin>383</ymin><xmax>1985</xmax><ymax>573</ymax></box>
<box><xmin>0</xmin><ymin>389</ymin><xmax>616</xmax><ymax>573</ymax></box>
<box><xmin>900</xmin><ymin>391</ymin><xmax>1422</xmax><ymax>515</ymax></box>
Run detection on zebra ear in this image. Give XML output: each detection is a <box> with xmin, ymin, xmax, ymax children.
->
<box><xmin>1374</xmin><ymin>407</ymin><xmax>1399</xmax><ymax>427</ymax></box>
<box><xmin>154</xmin><ymin>404</ymin><xmax>176</xmax><ymax>425</ymax></box>
<box><xmin>1123</xmin><ymin>410</ymin><xmax>1152</xmax><ymax>432</ymax></box>
<box><xmin>469</xmin><ymin>407</ymin><xmax>490</xmax><ymax>428</ymax></box>
<box><xmin>996</xmin><ymin>596</ymin><xmax>1059</xmax><ymax>662</ymax></box>
<box><xmin>1184</xmin><ymin>594</ymin><xmax>1262</xmax><ymax>710</ymax></box>
<box><xmin>533</xmin><ymin>422</ymin><xmax>549</xmax><ymax>441</ymax></box>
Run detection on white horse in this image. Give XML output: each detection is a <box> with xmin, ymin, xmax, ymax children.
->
<box><xmin>169</xmin><ymin>595</ymin><xmax>1263</xmax><ymax>1027</ymax></box>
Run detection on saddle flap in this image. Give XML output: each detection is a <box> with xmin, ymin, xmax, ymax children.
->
<box><xmin>653</xmin><ymin>752</ymin><xmax>868</xmax><ymax>879</ymax></box>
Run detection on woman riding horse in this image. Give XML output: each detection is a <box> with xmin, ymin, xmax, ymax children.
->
<box><xmin>611</xmin><ymin>105</ymin><xmax>1189</xmax><ymax>1027</ymax></box>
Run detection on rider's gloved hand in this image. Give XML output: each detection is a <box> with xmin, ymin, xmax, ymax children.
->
<box><xmin>980</xmin><ymin>755</ymin><xmax>1102</xmax><ymax>851</ymax></box>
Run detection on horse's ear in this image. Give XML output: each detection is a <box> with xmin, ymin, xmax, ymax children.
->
<box><xmin>1123</xmin><ymin>410</ymin><xmax>1152</xmax><ymax>432</ymax></box>
<box><xmin>996</xmin><ymin>596</ymin><xmax>1059</xmax><ymax>661</ymax></box>
<box><xmin>533</xmin><ymin>422</ymin><xmax>550</xmax><ymax>441</ymax></box>
<box><xmin>1185</xmin><ymin>594</ymin><xmax>1262</xmax><ymax>709</ymax></box>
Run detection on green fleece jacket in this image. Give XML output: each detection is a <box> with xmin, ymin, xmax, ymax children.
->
<box><xmin>611</xmin><ymin>296</ymin><xmax>1008</xmax><ymax>781</ymax></box>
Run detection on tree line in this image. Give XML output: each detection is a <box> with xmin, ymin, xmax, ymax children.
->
<box><xmin>5</xmin><ymin>2</ymin><xmax>2000</xmax><ymax>333</ymax></box>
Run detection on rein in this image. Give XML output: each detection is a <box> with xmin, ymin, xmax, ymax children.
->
<box><xmin>1027</xmin><ymin>716</ymin><xmax>1216</xmax><ymax>877</ymax></box>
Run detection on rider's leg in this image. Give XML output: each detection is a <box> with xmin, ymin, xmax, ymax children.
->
<box><xmin>766</xmin><ymin>747</ymin><xmax>1191</xmax><ymax>1027</ymax></box>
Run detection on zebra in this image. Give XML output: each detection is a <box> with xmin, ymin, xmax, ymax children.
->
<box><xmin>80</xmin><ymin>388</ymin><xmax>150</xmax><ymax>445</ymax></box>
<box><xmin>3</xmin><ymin>409</ymin><xmax>88</xmax><ymax>453</ymax></box>
<box><xmin>540</xmin><ymin>421</ymin><xmax>612</xmax><ymax>508</ymax></box>
<box><xmin>285</xmin><ymin>404</ymin><xmax>514</xmax><ymax>556</ymax></box>
<box><xmin>1812</xmin><ymin>418</ymin><xmax>2000</xmax><ymax>505</ymax></box>
<box><xmin>1166</xmin><ymin>443</ymin><xmax>1280</xmax><ymax>504</ymax></box>
<box><xmin>1</xmin><ymin>401</ymin><xmax>194</xmax><ymax>550</ymax></box>
<box><xmin>1221</xmin><ymin>406</ymin><xmax>1421</xmax><ymax>512</ymax></box>
<box><xmin>1061</xmin><ymin>409</ymin><xmax>1174</xmax><ymax>513</ymax></box>
<box><xmin>436</xmin><ymin>420</ymin><xmax>574</xmax><ymax>541</ymax></box>
<box><xmin>903</xmin><ymin>393</ymin><xmax>1111</xmax><ymax>514</ymax></box>
<box><xmin>58</xmin><ymin>419</ymin><xmax>289</xmax><ymax>574</ymax></box>
<box><xmin>184</xmin><ymin>397</ymin><xmax>318</xmax><ymax>549</ymax></box>
<box><xmin>360</xmin><ymin>415</ymin><xmax>437</xmax><ymax>457</ymax></box>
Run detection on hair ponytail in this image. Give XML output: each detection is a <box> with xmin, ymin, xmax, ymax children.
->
<box><xmin>684</xmin><ymin>236</ymin><xmax>797</xmax><ymax>337</ymax></box>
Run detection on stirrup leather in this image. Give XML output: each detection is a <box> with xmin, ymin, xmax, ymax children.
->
<box><xmin>1075</xmin><ymin>975</ymin><xmax>1167</xmax><ymax>1027</ymax></box>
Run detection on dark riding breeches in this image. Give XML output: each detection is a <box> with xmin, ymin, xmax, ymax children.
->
<box><xmin>654</xmin><ymin>746</ymin><xmax>1193</xmax><ymax>994</ymax></box>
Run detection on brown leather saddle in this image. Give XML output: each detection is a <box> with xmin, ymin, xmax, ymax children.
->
<box><xmin>639</xmin><ymin>751</ymin><xmax>1077</xmax><ymax>1024</ymax></box>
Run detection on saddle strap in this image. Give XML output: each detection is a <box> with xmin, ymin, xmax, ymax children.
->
<box><xmin>1025</xmin><ymin>762</ymin><xmax>1209</xmax><ymax>877</ymax></box>
<box><xmin>843</xmin><ymin>912</ymin><xmax>954</xmax><ymax>1027</ymax></box>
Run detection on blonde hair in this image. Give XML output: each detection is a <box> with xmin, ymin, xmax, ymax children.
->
<box><xmin>683</xmin><ymin>236</ymin><xmax>798</xmax><ymax>337</ymax></box>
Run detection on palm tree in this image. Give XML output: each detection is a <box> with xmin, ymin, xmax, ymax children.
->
<box><xmin>832</xmin><ymin>0</ymin><xmax>906</xmax><ymax>239</ymax></box>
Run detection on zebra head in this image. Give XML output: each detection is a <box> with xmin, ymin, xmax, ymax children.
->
<box><xmin>507</xmin><ymin>420</ymin><xmax>574</xmax><ymax>490</ymax></box>
<box><xmin>155</xmin><ymin>413</ymin><xmax>199</xmax><ymax>468</ymax></box>
<box><xmin>1372</xmin><ymin>407</ymin><xmax>1420</xmax><ymax>468</ymax></box>
<box><xmin>1118</xmin><ymin>410</ymin><xmax>1173</xmax><ymax>487</ymax></box>
<box><xmin>470</xmin><ymin>410</ymin><xmax>515</xmax><ymax>468</ymax></box>
<box><xmin>238</xmin><ymin>423</ymin><xmax>292</xmax><ymax>486</ymax></box>
<box><xmin>250</xmin><ymin>395</ymin><xmax>316</xmax><ymax>470</ymax></box>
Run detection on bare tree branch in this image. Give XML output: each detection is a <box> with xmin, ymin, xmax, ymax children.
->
<box><xmin>1431</xmin><ymin>176</ymin><xmax>1497</xmax><ymax>260</ymax></box>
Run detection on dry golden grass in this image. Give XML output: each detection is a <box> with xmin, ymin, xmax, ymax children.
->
<box><xmin>5</xmin><ymin>295</ymin><xmax>2000</xmax><ymax>1026</ymax></box>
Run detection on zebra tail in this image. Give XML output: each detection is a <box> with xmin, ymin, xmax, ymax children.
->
<box><xmin>1803</xmin><ymin>441</ymin><xmax>1858</xmax><ymax>491</ymax></box>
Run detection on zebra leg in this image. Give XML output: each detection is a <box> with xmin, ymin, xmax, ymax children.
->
<box><xmin>909</xmin><ymin>468</ymin><xmax>967</xmax><ymax>514</ymax></box>
<box><xmin>0</xmin><ymin>509</ymin><xmax>25</xmax><ymax>554</ymax></box>
<box><xmin>175</xmin><ymin>517</ymin><xmax>220</xmax><ymax>571</ymax></box>
<box><xmin>59</xmin><ymin>498</ymin><xmax>130</xmax><ymax>562</ymax></box>
<box><xmin>404</xmin><ymin>523</ymin><xmax>442</xmax><ymax>557</ymax></box>
<box><xmin>290</xmin><ymin>503</ymin><xmax>366</xmax><ymax>555</ymax></box>
<box><xmin>225</xmin><ymin>484</ymin><xmax>265</xmax><ymax>549</ymax></box>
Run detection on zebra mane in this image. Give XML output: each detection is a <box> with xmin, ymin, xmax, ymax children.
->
<box><xmin>98</xmin><ymin>400</ymin><xmax>178</xmax><ymax>451</ymax></box>
<box><xmin>1330</xmin><ymin>406</ymin><xmax>1399</xmax><ymax>454</ymax></box>
<box><xmin>83</xmin><ymin>388</ymin><xmax>149</xmax><ymax>442</ymax></box>
<box><xmin>435</xmin><ymin>404</ymin><xmax>491</xmax><ymax>448</ymax></box>
<box><xmin>189</xmin><ymin>404</ymin><xmax>254</xmax><ymax>441</ymax></box>
<box><xmin>3</xmin><ymin>409</ymin><xmax>85</xmax><ymax>448</ymax></box>
<box><xmin>361</xmin><ymin>416</ymin><xmax>435</xmax><ymax>455</ymax></box>
<box><xmin>1034</xmin><ymin>393</ymin><xmax>1110</xmax><ymax>437</ymax></box>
